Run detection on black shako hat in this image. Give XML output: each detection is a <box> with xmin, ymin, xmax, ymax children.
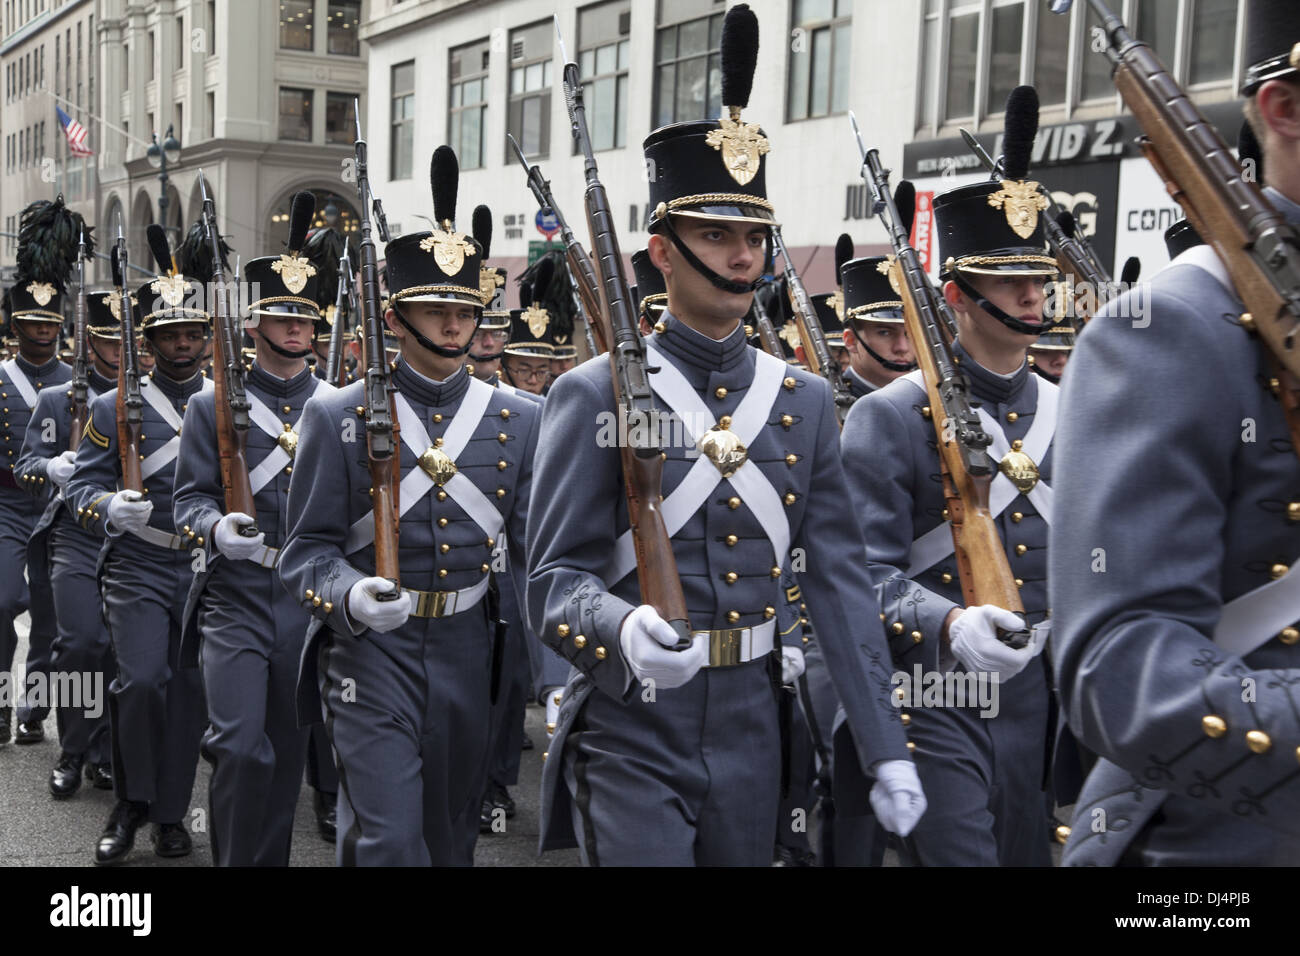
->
<box><xmin>1242</xmin><ymin>0</ymin><xmax>1300</xmax><ymax>95</ymax></box>
<box><xmin>841</xmin><ymin>256</ymin><xmax>905</xmax><ymax>325</ymax></box>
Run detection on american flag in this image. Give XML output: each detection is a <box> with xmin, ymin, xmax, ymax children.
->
<box><xmin>56</xmin><ymin>105</ymin><xmax>93</xmax><ymax>157</ymax></box>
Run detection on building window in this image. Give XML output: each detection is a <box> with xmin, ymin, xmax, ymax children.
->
<box><xmin>325</xmin><ymin>91</ymin><xmax>355</xmax><ymax>145</ymax></box>
<box><xmin>653</xmin><ymin>1</ymin><xmax>723</xmax><ymax>128</ymax></box>
<box><xmin>507</xmin><ymin>20</ymin><xmax>553</xmax><ymax>160</ymax></box>
<box><xmin>208</xmin><ymin>0</ymin><xmax>217</xmax><ymax>57</ymax></box>
<box><xmin>449</xmin><ymin>39</ymin><xmax>489</xmax><ymax>170</ymax></box>
<box><xmin>175</xmin><ymin>103</ymin><xmax>183</xmax><ymax>141</ymax></box>
<box><xmin>207</xmin><ymin>91</ymin><xmax>215</xmax><ymax>138</ymax></box>
<box><xmin>578</xmin><ymin>1</ymin><xmax>630</xmax><ymax>152</ymax></box>
<box><xmin>327</xmin><ymin>0</ymin><xmax>359</xmax><ymax>56</ymax></box>
<box><xmin>176</xmin><ymin>16</ymin><xmax>185</xmax><ymax>69</ymax></box>
<box><xmin>280</xmin><ymin>0</ymin><xmax>313</xmax><ymax>51</ymax></box>
<box><xmin>787</xmin><ymin>0</ymin><xmax>851</xmax><ymax>122</ymax></box>
<box><xmin>279</xmin><ymin>87</ymin><xmax>313</xmax><ymax>141</ymax></box>
<box><xmin>390</xmin><ymin>61</ymin><xmax>414</xmax><ymax>179</ymax></box>
<box><xmin>148</xmin><ymin>29</ymin><xmax>156</xmax><ymax>76</ymax></box>
<box><xmin>917</xmin><ymin>1</ymin><xmax>1245</xmax><ymax>134</ymax></box>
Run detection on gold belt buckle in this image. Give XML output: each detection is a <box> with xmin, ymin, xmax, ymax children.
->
<box><xmin>412</xmin><ymin>589</ymin><xmax>451</xmax><ymax>618</ymax></box>
<box><xmin>707</xmin><ymin>627</ymin><xmax>746</xmax><ymax>667</ymax></box>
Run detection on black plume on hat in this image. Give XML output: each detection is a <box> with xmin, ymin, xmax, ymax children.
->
<box><xmin>146</xmin><ymin>224</ymin><xmax>174</xmax><ymax>275</ymax></box>
<box><xmin>519</xmin><ymin>280</ymin><xmax>533</xmax><ymax>308</ymax></box>
<box><xmin>287</xmin><ymin>191</ymin><xmax>316</xmax><ymax>255</ymax></box>
<box><xmin>895</xmin><ymin>180</ymin><xmax>916</xmax><ymax>236</ymax></box>
<box><xmin>473</xmin><ymin>205</ymin><xmax>492</xmax><ymax>259</ymax></box>
<box><xmin>1056</xmin><ymin>211</ymin><xmax>1078</xmax><ymax>238</ymax></box>
<box><xmin>431</xmin><ymin>145</ymin><xmax>459</xmax><ymax>227</ymax></box>
<box><xmin>1002</xmin><ymin>86</ymin><xmax>1039</xmax><ymax>181</ymax></box>
<box><xmin>835</xmin><ymin>234</ymin><xmax>853</xmax><ymax>287</ymax></box>
<box><xmin>175</xmin><ymin>217</ymin><xmax>234</xmax><ymax>282</ymax></box>
<box><xmin>1120</xmin><ymin>256</ymin><xmax>1141</xmax><ymax>285</ymax></box>
<box><xmin>531</xmin><ymin>257</ymin><xmax>555</xmax><ymax>307</ymax></box>
<box><xmin>110</xmin><ymin>245</ymin><xmax>125</xmax><ymax>289</ymax></box>
<box><xmin>16</xmin><ymin>194</ymin><xmax>94</xmax><ymax>283</ymax></box>
<box><xmin>720</xmin><ymin>4</ymin><xmax>759</xmax><ymax>111</ymax></box>
<box><xmin>302</xmin><ymin>226</ymin><xmax>354</xmax><ymax>309</ymax></box>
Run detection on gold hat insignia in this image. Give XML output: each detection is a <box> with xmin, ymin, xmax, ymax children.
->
<box><xmin>151</xmin><ymin>274</ymin><xmax>189</xmax><ymax>308</ymax></box>
<box><xmin>479</xmin><ymin>266</ymin><xmax>505</xmax><ymax>302</ymax></box>
<box><xmin>419</xmin><ymin>227</ymin><xmax>475</xmax><ymax>277</ymax></box>
<box><xmin>1291</xmin><ymin>42</ymin><xmax>1300</xmax><ymax>69</ymax></box>
<box><xmin>987</xmin><ymin>180</ymin><xmax>1050</xmax><ymax>240</ymax></box>
<box><xmin>779</xmin><ymin>320</ymin><xmax>801</xmax><ymax>347</ymax></box>
<box><xmin>554</xmin><ymin>333</ymin><xmax>569</xmax><ymax>346</ymax></box>
<box><xmin>877</xmin><ymin>255</ymin><xmax>902</xmax><ymax>295</ymax></box>
<box><xmin>524</xmin><ymin>305</ymin><xmax>550</xmax><ymax>339</ymax></box>
<box><xmin>827</xmin><ymin>290</ymin><xmax>845</xmax><ymax>321</ymax></box>
<box><xmin>102</xmin><ymin>291</ymin><xmax>136</xmax><ymax>320</ymax></box>
<box><xmin>705</xmin><ymin>115</ymin><xmax>771</xmax><ymax>187</ymax></box>
<box><xmin>271</xmin><ymin>255</ymin><xmax>317</xmax><ymax>295</ymax></box>
<box><xmin>26</xmin><ymin>281</ymin><xmax>56</xmax><ymax>307</ymax></box>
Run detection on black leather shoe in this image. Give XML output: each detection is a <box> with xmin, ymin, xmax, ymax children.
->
<box><xmin>490</xmin><ymin>781</ymin><xmax>516</xmax><ymax>818</ymax></box>
<box><xmin>50</xmin><ymin>752</ymin><xmax>86</xmax><ymax>799</ymax></box>
<box><xmin>0</xmin><ymin>706</ymin><xmax>12</xmax><ymax>744</ymax></box>
<box><xmin>152</xmin><ymin>822</ymin><xmax>192</xmax><ymax>858</ymax></box>
<box><xmin>95</xmin><ymin>800</ymin><xmax>148</xmax><ymax>865</ymax></box>
<box><xmin>14</xmin><ymin>719</ymin><xmax>45</xmax><ymax>744</ymax></box>
<box><xmin>313</xmin><ymin>790</ymin><xmax>337</xmax><ymax>843</ymax></box>
<box><xmin>772</xmin><ymin>844</ymin><xmax>817</xmax><ymax>867</ymax></box>
<box><xmin>520</xmin><ymin>733</ymin><xmax>535</xmax><ymax>751</ymax></box>
<box><xmin>85</xmin><ymin>762</ymin><xmax>114</xmax><ymax>790</ymax></box>
<box><xmin>478</xmin><ymin>795</ymin><xmax>498</xmax><ymax>833</ymax></box>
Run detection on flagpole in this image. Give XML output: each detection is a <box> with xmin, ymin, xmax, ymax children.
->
<box><xmin>44</xmin><ymin>88</ymin><xmax>151</xmax><ymax>150</ymax></box>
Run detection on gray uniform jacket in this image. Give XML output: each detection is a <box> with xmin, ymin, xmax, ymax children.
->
<box><xmin>278</xmin><ymin>359</ymin><xmax>541</xmax><ymax>725</ymax></box>
<box><xmin>1050</xmin><ymin>186</ymin><xmax>1300</xmax><ymax>865</ymax></box>
<box><xmin>527</xmin><ymin>314</ymin><xmax>911</xmax><ymax>850</ymax></box>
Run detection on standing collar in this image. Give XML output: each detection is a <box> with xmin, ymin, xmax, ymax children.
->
<box><xmin>952</xmin><ymin>338</ymin><xmax>1029</xmax><ymax>405</ymax></box>
<box><xmin>1264</xmin><ymin>186</ymin><xmax>1300</xmax><ymax>227</ymax></box>
<box><xmin>12</xmin><ymin>354</ymin><xmax>62</xmax><ymax>376</ymax></box>
<box><xmin>392</xmin><ymin>357</ymin><xmax>471</xmax><ymax>407</ymax></box>
<box><xmin>146</xmin><ymin>369</ymin><xmax>207</xmax><ymax>400</ymax></box>
<box><xmin>846</xmin><ymin>367</ymin><xmax>876</xmax><ymax>398</ymax></box>
<box><xmin>248</xmin><ymin>362</ymin><xmax>318</xmax><ymax>398</ymax></box>
<box><xmin>88</xmin><ymin>368</ymin><xmax>116</xmax><ymax>393</ymax></box>
<box><xmin>651</xmin><ymin>311</ymin><xmax>750</xmax><ymax>376</ymax></box>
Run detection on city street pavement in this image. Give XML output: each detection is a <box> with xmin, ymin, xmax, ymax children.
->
<box><xmin>0</xmin><ymin>613</ymin><xmax>579</xmax><ymax>867</ymax></box>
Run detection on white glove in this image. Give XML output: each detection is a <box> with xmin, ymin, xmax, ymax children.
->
<box><xmin>618</xmin><ymin>605</ymin><xmax>707</xmax><ymax>690</ymax></box>
<box><xmin>213</xmin><ymin>512</ymin><xmax>265</xmax><ymax>560</ymax></box>
<box><xmin>544</xmin><ymin>685</ymin><xmax>564</xmax><ymax>740</ymax></box>
<box><xmin>869</xmin><ymin>759</ymin><xmax>927</xmax><ymax>837</ymax></box>
<box><xmin>346</xmin><ymin>576</ymin><xmax>410</xmax><ymax>633</ymax></box>
<box><xmin>47</xmin><ymin>450</ymin><xmax>76</xmax><ymax>489</ymax></box>
<box><xmin>948</xmin><ymin>604</ymin><xmax>1046</xmax><ymax>682</ymax></box>
<box><xmin>106</xmin><ymin>490</ymin><xmax>153</xmax><ymax>536</ymax></box>
<box><xmin>781</xmin><ymin>645</ymin><xmax>805</xmax><ymax>684</ymax></box>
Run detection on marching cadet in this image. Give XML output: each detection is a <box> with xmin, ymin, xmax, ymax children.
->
<box><xmin>547</xmin><ymin>326</ymin><xmax>577</xmax><ymax>384</ymax></box>
<box><xmin>500</xmin><ymin>269</ymin><xmax>555</xmax><ymax>397</ymax></box>
<box><xmin>467</xmin><ymin>205</ymin><xmax>513</xmax><ymax>390</ymax></box>
<box><xmin>528</xmin><ymin>4</ymin><xmax>921</xmax><ymax>867</ymax></box>
<box><xmin>174</xmin><ymin>192</ymin><xmax>335</xmax><ymax>866</ymax></box>
<box><xmin>279</xmin><ymin>145</ymin><xmax>541</xmax><ymax>866</ymax></box>
<box><xmin>0</xmin><ymin>198</ymin><xmax>81</xmax><ymax>747</ymax></box>
<box><xmin>839</xmin><ymin>153</ymin><xmax>1057</xmax><ymax>865</ymax></box>
<box><xmin>14</xmin><ymin>287</ymin><xmax>120</xmax><ymax>796</ymax></box>
<box><xmin>837</xmin><ymin>255</ymin><xmax>917</xmax><ymax>398</ymax></box>
<box><xmin>1051</xmin><ymin>0</ymin><xmax>1300</xmax><ymax>865</ymax></box>
<box><xmin>632</xmin><ymin>247</ymin><xmax>667</xmax><ymax>336</ymax></box>
<box><xmin>1027</xmin><ymin>325</ymin><xmax>1072</xmax><ymax>385</ymax></box>
<box><xmin>66</xmin><ymin>229</ymin><xmax>213</xmax><ymax>865</ymax></box>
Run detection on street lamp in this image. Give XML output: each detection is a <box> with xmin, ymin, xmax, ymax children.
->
<box><xmin>146</xmin><ymin>124</ymin><xmax>182</xmax><ymax>239</ymax></box>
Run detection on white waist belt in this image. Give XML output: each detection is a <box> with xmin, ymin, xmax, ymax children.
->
<box><xmin>403</xmin><ymin>573</ymin><xmax>491</xmax><ymax>618</ymax></box>
<box><xmin>129</xmin><ymin>525</ymin><xmax>188</xmax><ymax>550</ymax></box>
<box><xmin>245</xmin><ymin>544</ymin><xmax>281</xmax><ymax>569</ymax></box>
<box><xmin>699</xmin><ymin>617</ymin><xmax>776</xmax><ymax>667</ymax></box>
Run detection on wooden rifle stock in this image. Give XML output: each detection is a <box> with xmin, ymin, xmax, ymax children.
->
<box><xmin>114</xmin><ymin>240</ymin><xmax>143</xmax><ymax>493</ymax></box>
<box><xmin>69</xmin><ymin>235</ymin><xmax>90</xmax><ymax>449</ymax></box>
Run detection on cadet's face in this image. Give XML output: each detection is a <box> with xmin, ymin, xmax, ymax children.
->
<box><xmin>90</xmin><ymin>335</ymin><xmax>122</xmax><ymax>373</ymax></box>
<box><xmin>388</xmin><ymin>301</ymin><xmax>478</xmax><ymax>353</ymax></box>
<box><xmin>845</xmin><ymin>318</ymin><xmax>915</xmax><ymax>385</ymax></box>
<box><xmin>953</xmin><ymin>272</ymin><xmax>1050</xmax><ymax>347</ymax></box>
<box><xmin>550</xmin><ymin>356</ymin><xmax>575</xmax><ymax>377</ymax></box>
<box><xmin>832</xmin><ymin>346</ymin><xmax>849</xmax><ymax>374</ymax></box>
<box><xmin>504</xmin><ymin>356</ymin><xmax>551</xmax><ymax>394</ymax></box>
<box><xmin>251</xmin><ymin>311</ymin><xmax>312</xmax><ymax>354</ymax></box>
<box><xmin>148</xmin><ymin>323</ymin><xmax>208</xmax><ymax>372</ymax></box>
<box><xmin>1029</xmin><ymin>347</ymin><xmax>1069</xmax><ymax>378</ymax></box>
<box><xmin>472</xmin><ymin>329</ymin><xmax>507</xmax><ymax>354</ymax></box>
<box><xmin>653</xmin><ymin>218</ymin><xmax>767</xmax><ymax>327</ymax></box>
<box><xmin>14</xmin><ymin>319</ymin><xmax>59</xmax><ymax>357</ymax></box>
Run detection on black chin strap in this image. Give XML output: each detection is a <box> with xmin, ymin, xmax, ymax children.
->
<box><xmin>89</xmin><ymin>340</ymin><xmax>120</xmax><ymax>373</ymax></box>
<box><xmin>1031</xmin><ymin>364</ymin><xmax>1061</xmax><ymax>385</ymax></box>
<box><xmin>262</xmin><ymin>337</ymin><xmax>313</xmax><ymax>360</ymax></box>
<box><xmin>469</xmin><ymin>347</ymin><xmax>504</xmax><ymax>364</ymax></box>
<box><xmin>393</xmin><ymin>305</ymin><xmax>481</xmax><ymax>359</ymax></box>
<box><xmin>951</xmin><ymin>272</ymin><xmax>1047</xmax><ymax>336</ymax></box>
<box><xmin>849</xmin><ymin>322</ymin><xmax>917</xmax><ymax>373</ymax></box>
<box><xmin>658</xmin><ymin>218</ymin><xmax>771</xmax><ymax>294</ymax></box>
<box><xmin>12</xmin><ymin>321</ymin><xmax>57</xmax><ymax>358</ymax></box>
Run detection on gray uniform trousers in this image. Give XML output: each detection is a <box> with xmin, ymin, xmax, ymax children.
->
<box><xmin>46</xmin><ymin>513</ymin><xmax>112</xmax><ymax>761</ymax></box>
<box><xmin>196</xmin><ymin>567</ymin><xmax>308</xmax><ymax>865</ymax></box>
<box><xmin>306</xmin><ymin>723</ymin><xmax>338</xmax><ymax>796</ymax></box>
<box><xmin>1052</xmin><ymin>185</ymin><xmax>1300</xmax><ymax>865</ymax></box>
<box><xmin>101</xmin><ymin>540</ymin><xmax>205</xmax><ymax>822</ymax></box>
<box><xmin>0</xmin><ymin>489</ymin><xmax>49</xmax><ymax>691</ymax></box>
<box><xmin>486</xmin><ymin>568</ymin><xmax>529</xmax><ymax>789</ymax></box>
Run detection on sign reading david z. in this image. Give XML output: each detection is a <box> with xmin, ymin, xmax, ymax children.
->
<box><xmin>50</xmin><ymin>887</ymin><xmax>151</xmax><ymax>936</ymax></box>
